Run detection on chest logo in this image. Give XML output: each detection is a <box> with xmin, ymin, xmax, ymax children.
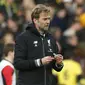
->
<box><xmin>48</xmin><ymin>48</ymin><xmax>53</xmax><ymax>52</ymax></box>
<box><xmin>33</xmin><ymin>41</ymin><xmax>38</xmax><ymax>47</ymax></box>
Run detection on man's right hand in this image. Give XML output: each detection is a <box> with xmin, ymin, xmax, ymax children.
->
<box><xmin>41</xmin><ymin>56</ymin><xmax>54</xmax><ymax>65</ymax></box>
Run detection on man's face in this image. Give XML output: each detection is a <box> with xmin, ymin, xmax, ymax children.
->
<box><xmin>35</xmin><ymin>12</ymin><xmax>51</xmax><ymax>32</ymax></box>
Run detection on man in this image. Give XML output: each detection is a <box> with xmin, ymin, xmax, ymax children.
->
<box><xmin>14</xmin><ymin>4</ymin><xmax>63</xmax><ymax>85</ymax></box>
<box><xmin>0</xmin><ymin>44</ymin><xmax>16</xmax><ymax>85</ymax></box>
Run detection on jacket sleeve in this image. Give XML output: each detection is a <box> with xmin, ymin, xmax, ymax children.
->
<box><xmin>52</xmin><ymin>60</ymin><xmax>64</xmax><ymax>72</ymax></box>
<box><xmin>14</xmin><ymin>34</ymin><xmax>41</xmax><ymax>71</ymax></box>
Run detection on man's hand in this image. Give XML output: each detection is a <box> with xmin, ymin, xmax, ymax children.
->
<box><xmin>54</xmin><ymin>54</ymin><xmax>63</xmax><ymax>64</ymax></box>
<box><xmin>41</xmin><ymin>56</ymin><xmax>54</xmax><ymax>65</ymax></box>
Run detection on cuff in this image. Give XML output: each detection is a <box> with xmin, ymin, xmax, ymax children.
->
<box><xmin>35</xmin><ymin>59</ymin><xmax>42</xmax><ymax>67</ymax></box>
<box><xmin>55</xmin><ymin>62</ymin><xmax>64</xmax><ymax>68</ymax></box>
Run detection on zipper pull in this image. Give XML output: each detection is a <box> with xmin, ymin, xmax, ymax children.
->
<box><xmin>41</xmin><ymin>38</ymin><xmax>43</xmax><ymax>41</ymax></box>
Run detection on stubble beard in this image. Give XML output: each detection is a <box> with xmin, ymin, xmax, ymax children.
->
<box><xmin>41</xmin><ymin>26</ymin><xmax>49</xmax><ymax>33</ymax></box>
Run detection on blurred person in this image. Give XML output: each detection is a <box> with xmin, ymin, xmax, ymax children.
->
<box><xmin>64</xmin><ymin>20</ymin><xmax>82</xmax><ymax>33</ymax></box>
<box><xmin>74</xmin><ymin>42</ymin><xmax>85</xmax><ymax>76</ymax></box>
<box><xmin>63</xmin><ymin>0</ymin><xmax>74</xmax><ymax>14</ymax></box>
<box><xmin>7</xmin><ymin>18</ymin><xmax>20</xmax><ymax>37</ymax></box>
<box><xmin>23</xmin><ymin>0</ymin><xmax>35</xmax><ymax>9</ymax></box>
<box><xmin>75</xmin><ymin>5</ymin><xmax>84</xmax><ymax>16</ymax></box>
<box><xmin>1</xmin><ymin>32</ymin><xmax>15</xmax><ymax>45</ymax></box>
<box><xmin>0</xmin><ymin>44</ymin><xmax>16</xmax><ymax>85</ymax></box>
<box><xmin>0</xmin><ymin>12</ymin><xmax>7</xmax><ymax>38</ymax></box>
<box><xmin>63</xmin><ymin>0</ymin><xmax>85</xmax><ymax>15</ymax></box>
<box><xmin>69</xmin><ymin>0</ymin><xmax>85</xmax><ymax>21</ymax></box>
<box><xmin>0</xmin><ymin>0</ymin><xmax>18</xmax><ymax>19</ymax></box>
<box><xmin>75</xmin><ymin>5</ymin><xmax>84</xmax><ymax>22</ymax></box>
<box><xmin>63</xmin><ymin>22</ymin><xmax>79</xmax><ymax>46</ymax></box>
<box><xmin>7</xmin><ymin>19</ymin><xmax>18</xmax><ymax>33</ymax></box>
<box><xmin>16</xmin><ymin>8</ymin><xmax>25</xmax><ymax>32</ymax></box>
<box><xmin>49</xmin><ymin>27</ymin><xmax>62</xmax><ymax>41</ymax></box>
<box><xmin>23</xmin><ymin>0</ymin><xmax>35</xmax><ymax>22</ymax></box>
<box><xmin>62</xmin><ymin>0</ymin><xmax>76</xmax><ymax>26</ymax></box>
<box><xmin>52</xmin><ymin>52</ymin><xmax>83</xmax><ymax>85</ymax></box>
<box><xmin>47</xmin><ymin>5</ymin><xmax>56</xmax><ymax>19</ymax></box>
<box><xmin>76</xmin><ymin>28</ymin><xmax>85</xmax><ymax>42</ymax></box>
<box><xmin>50</xmin><ymin>5</ymin><xmax>68</xmax><ymax>32</ymax></box>
<box><xmin>14</xmin><ymin>4</ymin><xmax>64</xmax><ymax>85</ymax></box>
<box><xmin>62</xmin><ymin>20</ymin><xmax>82</xmax><ymax>52</ymax></box>
<box><xmin>74</xmin><ymin>42</ymin><xmax>85</xmax><ymax>58</ymax></box>
<box><xmin>74</xmin><ymin>0</ymin><xmax>85</xmax><ymax>6</ymax></box>
<box><xmin>60</xmin><ymin>28</ymin><xmax>78</xmax><ymax>58</ymax></box>
<box><xmin>62</xmin><ymin>0</ymin><xmax>85</xmax><ymax>26</ymax></box>
<box><xmin>0</xmin><ymin>32</ymin><xmax>15</xmax><ymax>60</ymax></box>
<box><xmin>64</xmin><ymin>33</ymin><xmax>78</xmax><ymax>47</ymax></box>
<box><xmin>23</xmin><ymin>0</ymin><xmax>56</xmax><ymax>22</ymax></box>
<box><xmin>0</xmin><ymin>12</ymin><xmax>7</xmax><ymax>31</ymax></box>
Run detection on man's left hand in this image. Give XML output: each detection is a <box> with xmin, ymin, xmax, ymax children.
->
<box><xmin>54</xmin><ymin>54</ymin><xmax>63</xmax><ymax>64</ymax></box>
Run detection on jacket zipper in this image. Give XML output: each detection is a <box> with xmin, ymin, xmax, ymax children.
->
<box><xmin>41</xmin><ymin>37</ymin><xmax>46</xmax><ymax>85</ymax></box>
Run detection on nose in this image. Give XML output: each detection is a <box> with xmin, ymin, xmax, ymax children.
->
<box><xmin>47</xmin><ymin>19</ymin><xmax>50</xmax><ymax>24</ymax></box>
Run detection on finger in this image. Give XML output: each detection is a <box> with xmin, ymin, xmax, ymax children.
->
<box><xmin>47</xmin><ymin>56</ymin><xmax>54</xmax><ymax>60</ymax></box>
<box><xmin>57</xmin><ymin>54</ymin><xmax>63</xmax><ymax>57</ymax></box>
<box><xmin>46</xmin><ymin>58</ymin><xmax>54</xmax><ymax>62</ymax></box>
<box><xmin>56</xmin><ymin>56</ymin><xmax>63</xmax><ymax>59</ymax></box>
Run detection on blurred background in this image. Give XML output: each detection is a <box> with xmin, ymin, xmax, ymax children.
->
<box><xmin>0</xmin><ymin>0</ymin><xmax>85</xmax><ymax>85</ymax></box>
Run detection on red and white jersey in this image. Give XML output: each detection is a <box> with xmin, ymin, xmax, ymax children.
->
<box><xmin>0</xmin><ymin>60</ymin><xmax>16</xmax><ymax>85</ymax></box>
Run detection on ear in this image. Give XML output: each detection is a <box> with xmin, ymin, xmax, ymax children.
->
<box><xmin>8</xmin><ymin>51</ymin><xmax>12</xmax><ymax>56</ymax></box>
<box><xmin>33</xmin><ymin>18</ymin><xmax>38</xmax><ymax>24</ymax></box>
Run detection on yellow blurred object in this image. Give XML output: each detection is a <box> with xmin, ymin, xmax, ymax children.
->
<box><xmin>79</xmin><ymin>78</ymin><xmax>85</xmax><ymax>85</ymax></box>
<box><xmin>56</xmin><ymin>0</ymin><xmax>61</xmax><ymax>3</ymax></box>
<box><xmin>79</xmin><ymin>13</ymin><xmax>85</xmax><ymax>28</ymax></box>
<box><xmin>52</xmin><ymin>60</ymin><xmax>82</xmax><ymax>85</ymax></box>
<box><xmin>0</xmin><ymin>0</ymin><xmax>6</xmax><ymax>5</ymax></box>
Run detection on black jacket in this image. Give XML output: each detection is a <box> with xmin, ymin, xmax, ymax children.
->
<box><xmin>14</xmin><ymin>23</ymin><xmax>63</xmax><ymax>85</ymax></box>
